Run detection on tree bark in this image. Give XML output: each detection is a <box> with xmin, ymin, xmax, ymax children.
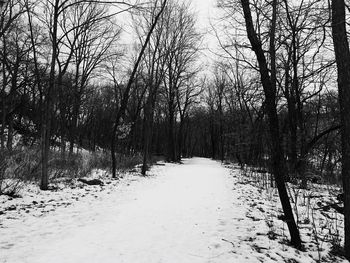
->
<box><xmin>331</xmin><ymin>0</ymin><xmax>350</xmax><ymax>258</ymax></box>
<box><xmin>41</xmin><ymin>0</ymin><xmax>60</xmax><ymax>190</ymax></box>
<box><xmin>141</xmin><ymin>93</ymin><xmax>156</xmax><ymax>175</ymax></box>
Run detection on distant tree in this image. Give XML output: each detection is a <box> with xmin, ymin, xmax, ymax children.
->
<box><xmin>160</xmin><ymin>1</ymin><xmax>201</xmax><ymax>162</ymax></box>
<box><xmin>176</xmin><ymin>79</ymin><xmax>201</xmax><ymax>161</ymax></box>
<box><xmin>1</xmin><ymin>18</ymin><xmax>32</xmax><ymax>151</ymax></box>
<box><xmin>60</xmin><ymin>1</ymin><xmax>122</xmax><ymax>156</ymax></box>
<box><xmin>28</xmin><ymin>0</ymin><xmax>136</xmax><ymax>189</ymax></box>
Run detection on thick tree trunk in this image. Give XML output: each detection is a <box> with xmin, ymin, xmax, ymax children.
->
<box><xmin>240</xmin><ymin>0</ymin><xmax>302</xmax><ymax>248</ymax></box>
<box><xmin>41</xmin><ymin>1</ymin><xmax>59</xmax><ymax>190</ymax></box>
<box><xmin>331</xmin><ymin>0</ymin><xmax>350</xmax><ymax>258</ymax></box>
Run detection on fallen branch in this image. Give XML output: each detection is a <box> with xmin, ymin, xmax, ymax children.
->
<box><xmin>222</xmin><ymin>238</ymin><xmax>235</xmax><ymax>247</ymax></box>
<box><xmin>77</xmin><ymin>178</ymin><xmax>103</xmax><ymax>186</ymax></box>
<box><xmin>316</xmin><ymin>201</ymin><xmax>343</xmax><ymax>214</ymax></box>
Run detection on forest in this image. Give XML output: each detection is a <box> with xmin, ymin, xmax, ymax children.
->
<box><xmin>1</xmin><ymin>0</ymin><xmax>350</xmax><ymax>260</ymax></box>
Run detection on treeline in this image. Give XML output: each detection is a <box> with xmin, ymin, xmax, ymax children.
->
<box><xmin>0</xmin><ymin>0</ymin><xmax>206</xmax><ymax>185</ymax></box>
<box><xmin>0</xmin><ymin>0</ymin><xmax>345</xmax><ymax>192</ymax></box>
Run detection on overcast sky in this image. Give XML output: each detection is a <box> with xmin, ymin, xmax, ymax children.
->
<box><xmin>116</xmin><ymin>0</ymin><xmax>220</xmax><ymax>72</ymax></box>
<box><xmin>191</xmin><ymin>0</ymin><xmax>219</xmax><ymax>67</ymax></box>
<box><xmin>192</xmin><ymin>0</ymin><xmax>216</xmax><ymax>26</ymax></box>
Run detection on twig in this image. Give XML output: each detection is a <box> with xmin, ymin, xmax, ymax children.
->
<box><xmin>222</xmin><ymin>238</ymin><xmax>235</xmax><ymax>247</ymax></box>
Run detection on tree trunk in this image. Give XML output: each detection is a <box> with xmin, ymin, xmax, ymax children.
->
<box><xmin>1</xmin><ymin>34</ymin><xmax>6</xmax><ymax>150</ymax></box>
<box><xmin>219</xmin><ymin>103</ymin><xmax>224</xmax><ymax>162</ymax></box>
<box><xmin>41</xmin><ymin>0</ymin><xmax>59</xmax><ymax>190</ymax></box>
<box><xmin>1</xmin><ymin>95</ymin><xmax>5</xmax><ymax>150</ymax></box>
<box><xmin>177</xmin><ymin>118</ymin><xmax>184</xmax><ymax>161</ymax></box>
<box><xmin>141</xmin><ymin>95</ymin><xmax>155</xmax><ymax>175</ymax></box>
<box><xmin>6</xmin><ymin>114</ymin><xmax>13</xmax><ymax>151</ymax></box>
<box><xmin>331</xmin><ymin>0</ymin><xmax>350</xmax><ymax>258</ymax></box>
<box><xmin>240</xmin><ymin>0</ymin><xmax>302</xmax><ymax>248</ymax></box>
<box><xmin>167</xmin><ymin>95</ymin><xmax>176</xmax><ymax>162</ymax></box>
<box><xmin>69</xmin><ymin>98</ymin><xmax>80</xmax><ymax>155</ymax></box>
<box><xmin>210</xmin><ymin>113</ymin><xmax>216</xmax><ymax>159</ymax></box>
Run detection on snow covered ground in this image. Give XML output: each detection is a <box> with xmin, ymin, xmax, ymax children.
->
<box><xmin>0</xmin><ymin>158</ymin><xmax>348</xmax><ymax>262</ymax></box>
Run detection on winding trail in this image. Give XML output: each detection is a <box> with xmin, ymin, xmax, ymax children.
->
<box><xmin>1</xmin><ymin>158</ymin><xmax>266</xmax><ymax>263</ymax></box>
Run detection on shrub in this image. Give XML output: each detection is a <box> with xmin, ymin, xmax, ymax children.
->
<box><xmin>0</xmin><ymin>147</ymin><xmax>143</xmax><ymax>194</ymax></box>
<box><xmin>0</xmin><ymin>148</ymin><xmax>41</xmax><ymax>196</ymax></box>
<box><xmin>50</xmin><ymin>151</ymin><xmax>112</xmax><ymax>179</ymax></box>
<box><xmin>115</xmin><ymin>152</ymin><xmax>142</xmax><ymax>171</ymax></box>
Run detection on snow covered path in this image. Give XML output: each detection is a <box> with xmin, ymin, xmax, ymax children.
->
<box><xmin>3</xmin><ymin>158</ymin><xmax>341</xmax><ymax>263</ymax></box>
<box><xmin>1</xmin><ymin>158</ymin><xmax>252</xmax><ymax>263</ymax></box>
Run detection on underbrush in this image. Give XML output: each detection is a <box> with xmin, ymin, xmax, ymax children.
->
<box><xmin>226</xmin><ymin>162</ymin><xmax>345</xmax><ymax>262</ymax></box>
<box><xmin>50</xmin><ymin>151</ymin><xmax>112</xmax><ymax>179</ymax></box>
<box><xmin>0</xmin><ymin>147</ymin><xmax>143</xmax><ymax>196</ymax></box>
<box><xmin>0</xmin><ymin>148</ymin><xmax>41</xmax><ymax>196</ymax></box>
<box><xmin>114</xmin><ymin>152</ymin><xmax>143</xmax><ymax>172</ymax></box>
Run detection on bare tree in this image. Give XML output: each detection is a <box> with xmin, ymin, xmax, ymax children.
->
<box><xmin>0</xmin><ymin>0</ymin><xmax>25</xmax><ymax>149</ymax></box>
<box><xmin>25</xmin><ymin>0</ymin><xmax>131</xmax><ymax>189</ymax></box>
<box><xmin>0</xmin><ymin>0</ymin><xmax>25</xmax><ymax>39</ymax></box>
<box><xmin>240</xmin><ymin>0</ymin><xmax>302</xmax><ymax>248</ymax></box>
<box><xmin>176</xmin><ymin>79</ymin><xmax>201</xmax><ymax>161</ymax></box>
<box><xmin>132</xmin><ymin>0</ymin><xmax>169</xmax><ymax>175</ymax></box>
<box><xmin>60</xmin><ymin>1</ymin><xmax>122</xmax><ymax>156</ymax></box>
<box><xmin>160</xmin><ymin>1</ymin><xmax>201</xmax><ymax>162</ymax></box>
<box><xmin>110</xmin><ymin>0</ymin><xmax>167</xmax><ymax>178</ymax></box>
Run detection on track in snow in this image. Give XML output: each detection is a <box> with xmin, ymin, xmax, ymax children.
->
<box><xmin>1</xmin><ymin>158</ymin><xmax>266</xmax><ymax>263</ymax></box>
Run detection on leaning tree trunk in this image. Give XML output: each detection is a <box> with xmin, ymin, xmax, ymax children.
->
<box><xmin>240</xmin><ymin>0</ymin><xmax>302</xmax><ymax>248</ymax></box>
<box><xmin>331</xmin><ymin>0</ymin><xmax>350</xmax><ymax>258</ymax></box>
<box><xmin>110</xmin><ymin>0</ymin><xmax>167</xmax><ymax>178</ymax></box>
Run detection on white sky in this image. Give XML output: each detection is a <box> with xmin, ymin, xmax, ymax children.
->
<box><xmin>191</xmin><ymin>0</ymin><xmax>216</xmax><ymax>26</ymax></box>
<box><xmin>192</xmin><ymin>0</ymin><xmax>220</xmax><ymax>71</ymax></box>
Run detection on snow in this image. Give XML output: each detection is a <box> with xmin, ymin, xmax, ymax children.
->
<box><xmin>0</xmin><ymin>158</ymin><xmax>348</xmax><ymax>262</ymax></box>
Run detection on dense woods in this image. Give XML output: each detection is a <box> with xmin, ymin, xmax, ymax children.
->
<box><xmin>1</xmin><ymin>0</ymin><xmax>350</xmax><ymax>258</ymax></box>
